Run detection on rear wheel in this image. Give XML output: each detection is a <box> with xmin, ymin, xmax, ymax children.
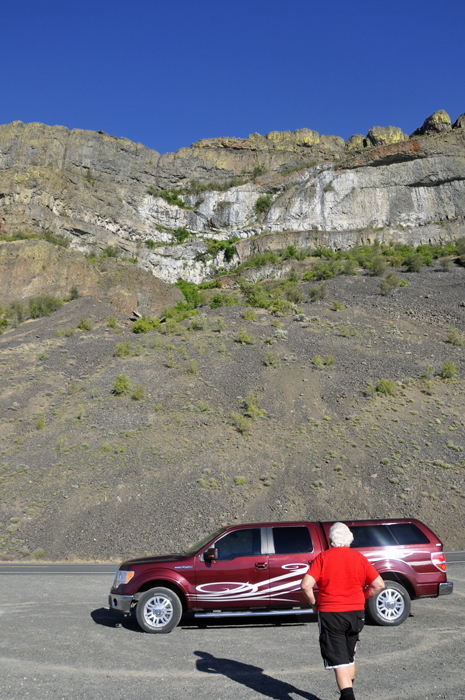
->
<box><xmin>136</xmin><ymin>587</ymin><xmax>182</xmax><ymax>634</ymax></box>
<box><xmin>366</xmin><ymin>581</ymin><xmax>411</xmax><ymax>626</ymax></box>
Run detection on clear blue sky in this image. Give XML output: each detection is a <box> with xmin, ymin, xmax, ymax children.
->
<box><xmin>2</xmin><ymin>0</ymin><xmax>464</xmax><ymax>155</ymax></box>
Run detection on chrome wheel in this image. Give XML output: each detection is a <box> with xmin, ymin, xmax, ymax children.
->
<box><xmin>136</xmin><ymin>587</ymin><xmax>183</xmax><ymax>634</ymax></box>
<box><xmin>367</xmin><ymin>581</ymin><xmax>411</xmax><ymax>626</ymax></box>
<box><xmin>143</xmin><ymin>595</ymin><xmax>174</xmax><ymax>628</ymax></box>
<box><xmin>375</xmin><ymin>587</ymin><xmax>405</xmax><ymax>621</ymax></box>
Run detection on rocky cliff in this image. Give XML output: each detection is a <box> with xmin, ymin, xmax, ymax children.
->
<box><xmin>1</xmin><ymin>110</ymin><xmax>464</xmax><ymax>284</ymax></box>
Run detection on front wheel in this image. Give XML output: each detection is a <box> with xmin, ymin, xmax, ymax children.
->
<box><xmin>136</xmin><ymin>587</ymin><xmax>182</xmax><ymax>634</ymax></box>
<box><xmin>366</xmin><ymin>581</ymin><xmax>411</xmax><ymax>626</ymax></box>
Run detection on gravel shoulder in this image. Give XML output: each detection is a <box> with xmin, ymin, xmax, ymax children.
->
<box><xmin>0</xmin><ymin>563</ymin><xmax>463</xmax><ymax>699</ymax></box>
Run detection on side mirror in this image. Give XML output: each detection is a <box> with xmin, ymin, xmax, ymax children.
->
<box><xmin>204</xmin><ymin>548</ymin><xmax>217</xmax><ymax>562</ymax></box>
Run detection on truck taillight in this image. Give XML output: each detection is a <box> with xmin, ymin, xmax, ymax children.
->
<box><xmin>431</xmin><ymin>552</ymin><xmax>446</xmax><ymax>572</ymax></box>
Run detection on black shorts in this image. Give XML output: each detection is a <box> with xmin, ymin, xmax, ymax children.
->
<box><xmin>318</xmin><ymin>610</ymin><xmax>365</xmax><ymax>669</ymax></box>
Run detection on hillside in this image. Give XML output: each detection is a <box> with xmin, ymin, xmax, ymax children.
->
<box><xmin>1</xmin><ymin>110</ymin><xmax>464</xmax><ymax>561</ymax></box>
<box><xmin>0</xmin><ymin>250</ymin><xmax>464</xmax><ymax>561</ymax></box>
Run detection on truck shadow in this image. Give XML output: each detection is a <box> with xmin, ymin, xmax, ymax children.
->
<box><xmin>194</xmin><ymin>650</ymin><xmax>323</xmax><ymax>700</ymax></box>
<box><xmin>90</xmin><ymin>607</ymin><xmax>143</xmax><ymax>632</ymax></box>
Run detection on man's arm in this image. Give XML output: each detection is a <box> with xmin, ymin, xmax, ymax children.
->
<box><xmin>364</xmin><ymin>575</ymin><xmax>385</xmax><ymax>599</ymax></box>
<box><xmin>301</xmin><ymin>573</ymin><xmax>318</xmax><ymax>612</ymax></box>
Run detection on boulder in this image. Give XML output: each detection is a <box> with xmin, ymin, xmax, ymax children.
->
<box><xmin>410</xmin><ymin>110</ymin><xmax>452</xmax><ymax>137</ymax></box>
<box><xmin>345</xmin><ymin>134</ymin><xmax>365</xmax><ymax>151</ymax></box>
<box><xmin>366</xmin><ymin>126</ymin><xmax>407</xmax><ymax>148</ymax></box>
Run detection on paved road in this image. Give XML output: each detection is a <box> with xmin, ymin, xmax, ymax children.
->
<box><xmin>0</xmin><ymin>551</ymin><xmax>463</xmax><ymax>575</ymax></box>
<box><xmin>0</xmin><ymin>561</ymin><xmax>463</xmax><ymax>700</ymax></box>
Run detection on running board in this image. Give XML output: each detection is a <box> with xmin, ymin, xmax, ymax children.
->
<box><xmin>194</xmin><ymin>608</ymin><xmax>312</xmax><ymax>619</ymax></box>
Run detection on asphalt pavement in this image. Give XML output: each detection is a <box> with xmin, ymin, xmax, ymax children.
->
<box><xmin>0</xmin><ymin>560</ymin><xmax>463</xmax><ymax>699</ymax></box>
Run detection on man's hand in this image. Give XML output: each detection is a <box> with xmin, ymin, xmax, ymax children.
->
<box><xmin>364</xmin><ymin>575</ymin><xmax>385</xmax><ymax>599</ymax></box>
<box><xmin>301</xmin><ymin>573</ymin><xmax>317</xmax><ymax>611</ymax></box>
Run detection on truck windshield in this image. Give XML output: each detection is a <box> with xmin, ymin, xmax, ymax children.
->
<box><xmin>183</xmin><ymin>528</ymin><xmax>226</xmax><ymax>556</ymax></box>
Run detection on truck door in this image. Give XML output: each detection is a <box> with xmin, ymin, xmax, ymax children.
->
<box><xmin>267</xmin><ymin>525</ymin><xmax>316</xmax><ymax>607</ymax></box>
<box><xmin>195</xmin><ymin>527</ymin><xmax>270</xmax><ymax>609</ymax></box>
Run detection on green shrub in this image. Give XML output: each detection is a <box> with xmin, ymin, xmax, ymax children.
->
<box><xmin>238</xmin><ymin>327</ymin><xmax>255</xmax><ymax>344</ymax></box>
<box><xmin>42</xmin><ymin>230</ymin><xmax>70</xmax><ymax>247</ymax></box>
<box><xmin>324</xmin><ymin>354</ymin><xmax>335</xmax><ymax>367</ymax></box>
<box><xmin>234</xmin><ymin>476</ymin><xmax>245</xmax><ymax>486</ymax></box>
<box><xmin>64</xmin><ymin>327</ymin><xmax>75</xmax><ymax>337</ymax></box>
<box><xmin>173</xmin><ymin>227</ymin><xmax>190</xmax><ymax>244</ymax></box>
<box><xmin>332</xmin><ymin>301</ymin><xmax>344</xmax><ymax>311</ymax></box>
<box><xmin>101</xmin><ymin>245</ymin><xmax>120</xmax><ymax>258</ymax></box>
<box><xmin>264</xmin><ymin>351</ymin><xmax>280</xmax><ymax>367</ymax></box>
<box><xmin>439</xmin><ymin>256</ymin><xmax>452</xmax><ymax>271</ymax></box>
<box><xmin>404</xmin><ymin>253</ymin><xmax>423</xmax><ymax>272</ymax></box>
<box><xmin>78</xmin><ymin>317</ymin><xmax>92</xmax><ymax>331</ymax></box>
<box><xmin>189</xmin><ymin>315</ymin><xmax>207</xmax><ymax>331</ymax></box>
<box><xmin>113</xmin><ymin>341</ymin><xmax>133</xmax><ymax>357</ymax></box>
<box><xmin>439</xmin><ymin>361</ymin><xmax>457</xmax><ymax>380</ymax></box>
<box><xmin>113</xmin><ymin>374</ymin><xmax>132</xmax><ymax>395</ymax></box>
<box><xmin>230</xmin><ymin>411</ymin><xmax>251</xmax><ymax>434</ymax></box>
<box><xmin>255</xmin><ymin>193</ymin><xmax>273</xmax><ymax>216</ymax></box>
<box><xmin>176</xmin><ymin>279</ymin><xmax>200</xmax><ymax>307</ymax></box>
<box><xmin>376</xmin><ymin>379</ymin><xmax>398</xmax><ymax>396</ymax></box>
<box><xmin>313</xmin><ymin>354</ymin><xmax>324</xmax><ymax>369</ymax></box>
<box><xmin>37</xmin><ymin>413</ymin><xmax>45</xmax><ymax>430</ymax></box>
<box><xmin>108</xmin><ymin>316</ymin><xmax>117</xmax><ymax>329</ymax></box>
<box><xmin>379</xmin><ymin>271</ymin><xmax>400</xmax><ymax>296</ymax></box>
<box><xmin>309</xmin><ymin>283</ymin><xmax>327</xmax><ymax>302</ymax></box>
<box><xmin>369</xmin><ymin>256</ymin><xmax>387</xmax><ymax>276</ymax></box>
<box><xmin>28</xmin><ymin>295</ymin><xmax>63</xmax><ymax>318</ymax></box>
<box><xmin>210</xmin><ymin>293</ymin><xmax>224</xmax><ymax>309</ymax></box>
<box><xmin>131</xmin><ymin>384</ymin><xmax>145</xmax><ymax>401</ymax></box>
<box><xmin>132</xmin><ymin>318</ymin><xmax>154</xmax><ymax>334</ymax></box>
<box><xmin>446</xmin><ymin>326</ymin><xmax>464</xmax><ymax>347</ymax></box>
<box><xmin>244</xmin><ymin>391</ymin><xmax>266</xmax><ymax>420</ymax></box>
<box><xmin>187</xmin><ymin>359</ymin><xmax>199</xmax><ymax>374</ymax></box>
<box><xmin>145</xmin><ymin>239</ymin><xmax>157</xmax><ymax>249</ymax></box>
<box><xmin>243</xmin><ymin>309</ymin><xmax>257</xmax><ymax>321</ymax></box>
<box><xmin>69</xmin><ymin>285</ymin><xmax>80</xmax><ymax>300</ymax></box>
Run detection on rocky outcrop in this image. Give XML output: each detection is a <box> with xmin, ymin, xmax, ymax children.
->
<box><xmin>410</xmin><ymin>109</ymin><xmax>452</xmax><ymax>137</ymax></box>
<box><xmin>0</xmin><ymin>111</ymin><xmax>464</xmax><ymax>285</ymax></box>
<box><xmin>0</xmin><ymin>240</ymin><xmax>183</xmax><ymax>315</ymax></box>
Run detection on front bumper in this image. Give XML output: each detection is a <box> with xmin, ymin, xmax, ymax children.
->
<box><xmin>108</xmin><ymin>593</ymin><xmax>133</xmax><ymax>614</ymax></box>
<box><xmin>438</xmin><ymin>582</ymin><xmax>453</xmax><ymax>596</ymax></box>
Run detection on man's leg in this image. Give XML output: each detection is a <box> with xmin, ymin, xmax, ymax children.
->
<box><xmin>334</xmin><ymin>666</ymin><xmax>352</xmax><ymax>691</ymax></box>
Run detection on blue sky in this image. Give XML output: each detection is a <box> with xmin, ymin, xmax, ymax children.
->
<box><xmin>2</xmin><ymin>0</ymin><xmax>464</xmax><ymax>154</ymax></box>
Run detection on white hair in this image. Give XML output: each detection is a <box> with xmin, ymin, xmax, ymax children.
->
<box><xmin>329</xmin><ymin>522</ymin><xmax>354</xmax><ymax>548</ymax></box>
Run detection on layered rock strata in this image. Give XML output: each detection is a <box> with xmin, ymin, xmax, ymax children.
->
<box><xmin>0</xmin><ymin>111</ymin><xmax>464</xmax><ymax>284</ymax></box>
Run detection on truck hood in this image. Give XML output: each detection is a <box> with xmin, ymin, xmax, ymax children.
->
<box><xmin>120</xmin><ymin>553</ymin><xmax>189</xmax><ymax>568</ymax></box>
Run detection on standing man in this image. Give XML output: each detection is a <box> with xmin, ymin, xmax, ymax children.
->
<box><xmin>301</xmin><ymin>522</ymin><xmax>385</xmax><ymax>700</ymax></box>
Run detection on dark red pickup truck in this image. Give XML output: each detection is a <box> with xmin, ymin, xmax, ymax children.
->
<box><xmin>108</xmin><ymin>518</ymin><xmax>453</xmax><ymax>633</ymax></box>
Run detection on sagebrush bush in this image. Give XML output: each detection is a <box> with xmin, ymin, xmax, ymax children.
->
<box><xmin>376</xmin><ymin>379</ymin><xmax>398</xmax><ymax>396</ymax></box>
<box><xmin>78</xmin><ymin>317</ymin><xmax>92</xmax><ymax>331</ymax></box>
<box><xmin>113</xmin><ymin>341</ymin><xmax>132</xmax><ymax>357</ymax></box>
<box><xmin>113</xmin><ymin>374</ymin><xmax>132</xmax><ymax>395</ymax></box>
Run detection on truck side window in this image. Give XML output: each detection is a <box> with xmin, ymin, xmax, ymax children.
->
<box><xmin>350</xmin><ymin>525</ymin><xmax>397</xmax><ymax>548</ymax></box>
<box><xmin>215</xmin><ymin>529</ymin><xmax>262</xmax><ymax>560</ymax></box>
<box><xmin>272</xmin><ymin>526</ymin><xmax>313</xmax><ymax>554</ymax></box>
<box><xmin>388</xmin><ymin>523</ymin><xmax>430</xmax><ymax>545</ymax></box>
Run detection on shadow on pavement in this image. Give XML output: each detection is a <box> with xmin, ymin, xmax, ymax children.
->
<box><xmin>90</xmin><ymin>607</ymin><xmax>143</xmax><ymax>632</ymax></box>
<box><xmin>194</xmin><ymin>650</ymin><xmax>323</xmax><ymax>700</ymax></box>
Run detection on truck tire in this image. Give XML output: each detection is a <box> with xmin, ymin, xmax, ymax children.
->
<box><xmin>366</xmin><ymin>581</ymin><xmax>411</xmax><ymax>626</ymax></box>
<box><xmin>136</xmin><ymin>587</ymin><xmax>182</xmax><ymax>634</ymax></box>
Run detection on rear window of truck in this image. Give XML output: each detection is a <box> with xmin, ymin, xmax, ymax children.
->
<box><xmin>350</xmin><ymin>523</ymin><xmax>430</xmax><ymax>548</ymax></box>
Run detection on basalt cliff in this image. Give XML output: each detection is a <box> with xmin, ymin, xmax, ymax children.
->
<box><xmin>1</xmin><ymin>109</ymin><xmax>464</xmax><ymax>285</ymax></box>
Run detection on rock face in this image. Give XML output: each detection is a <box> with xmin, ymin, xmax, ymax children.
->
<box><xmin>0</xmin><ymin>240</ymin><xmax>183</xmax><ymax>315</ymax></box>
<box><xmin>0</xmin><ymin>111</ymin><xmax>464</xmax><ymax>284</ymax></box>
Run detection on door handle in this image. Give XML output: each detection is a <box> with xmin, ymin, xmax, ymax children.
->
<box><xmin>255</xmin><ymin>562</ymin><xmax>267</xmax><ymax>570</ymax></box>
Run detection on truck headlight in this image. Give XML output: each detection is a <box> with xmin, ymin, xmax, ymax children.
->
<box><xmin>113</xmin><ymin>569</ymin><xmax>135</xmax><ymax>588</ymax></box>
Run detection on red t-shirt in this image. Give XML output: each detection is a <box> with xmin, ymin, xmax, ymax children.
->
<box><xmin>308</xmin><ymin>546</ymin><xmax>379</xmax><ymax>612</ymax></box>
